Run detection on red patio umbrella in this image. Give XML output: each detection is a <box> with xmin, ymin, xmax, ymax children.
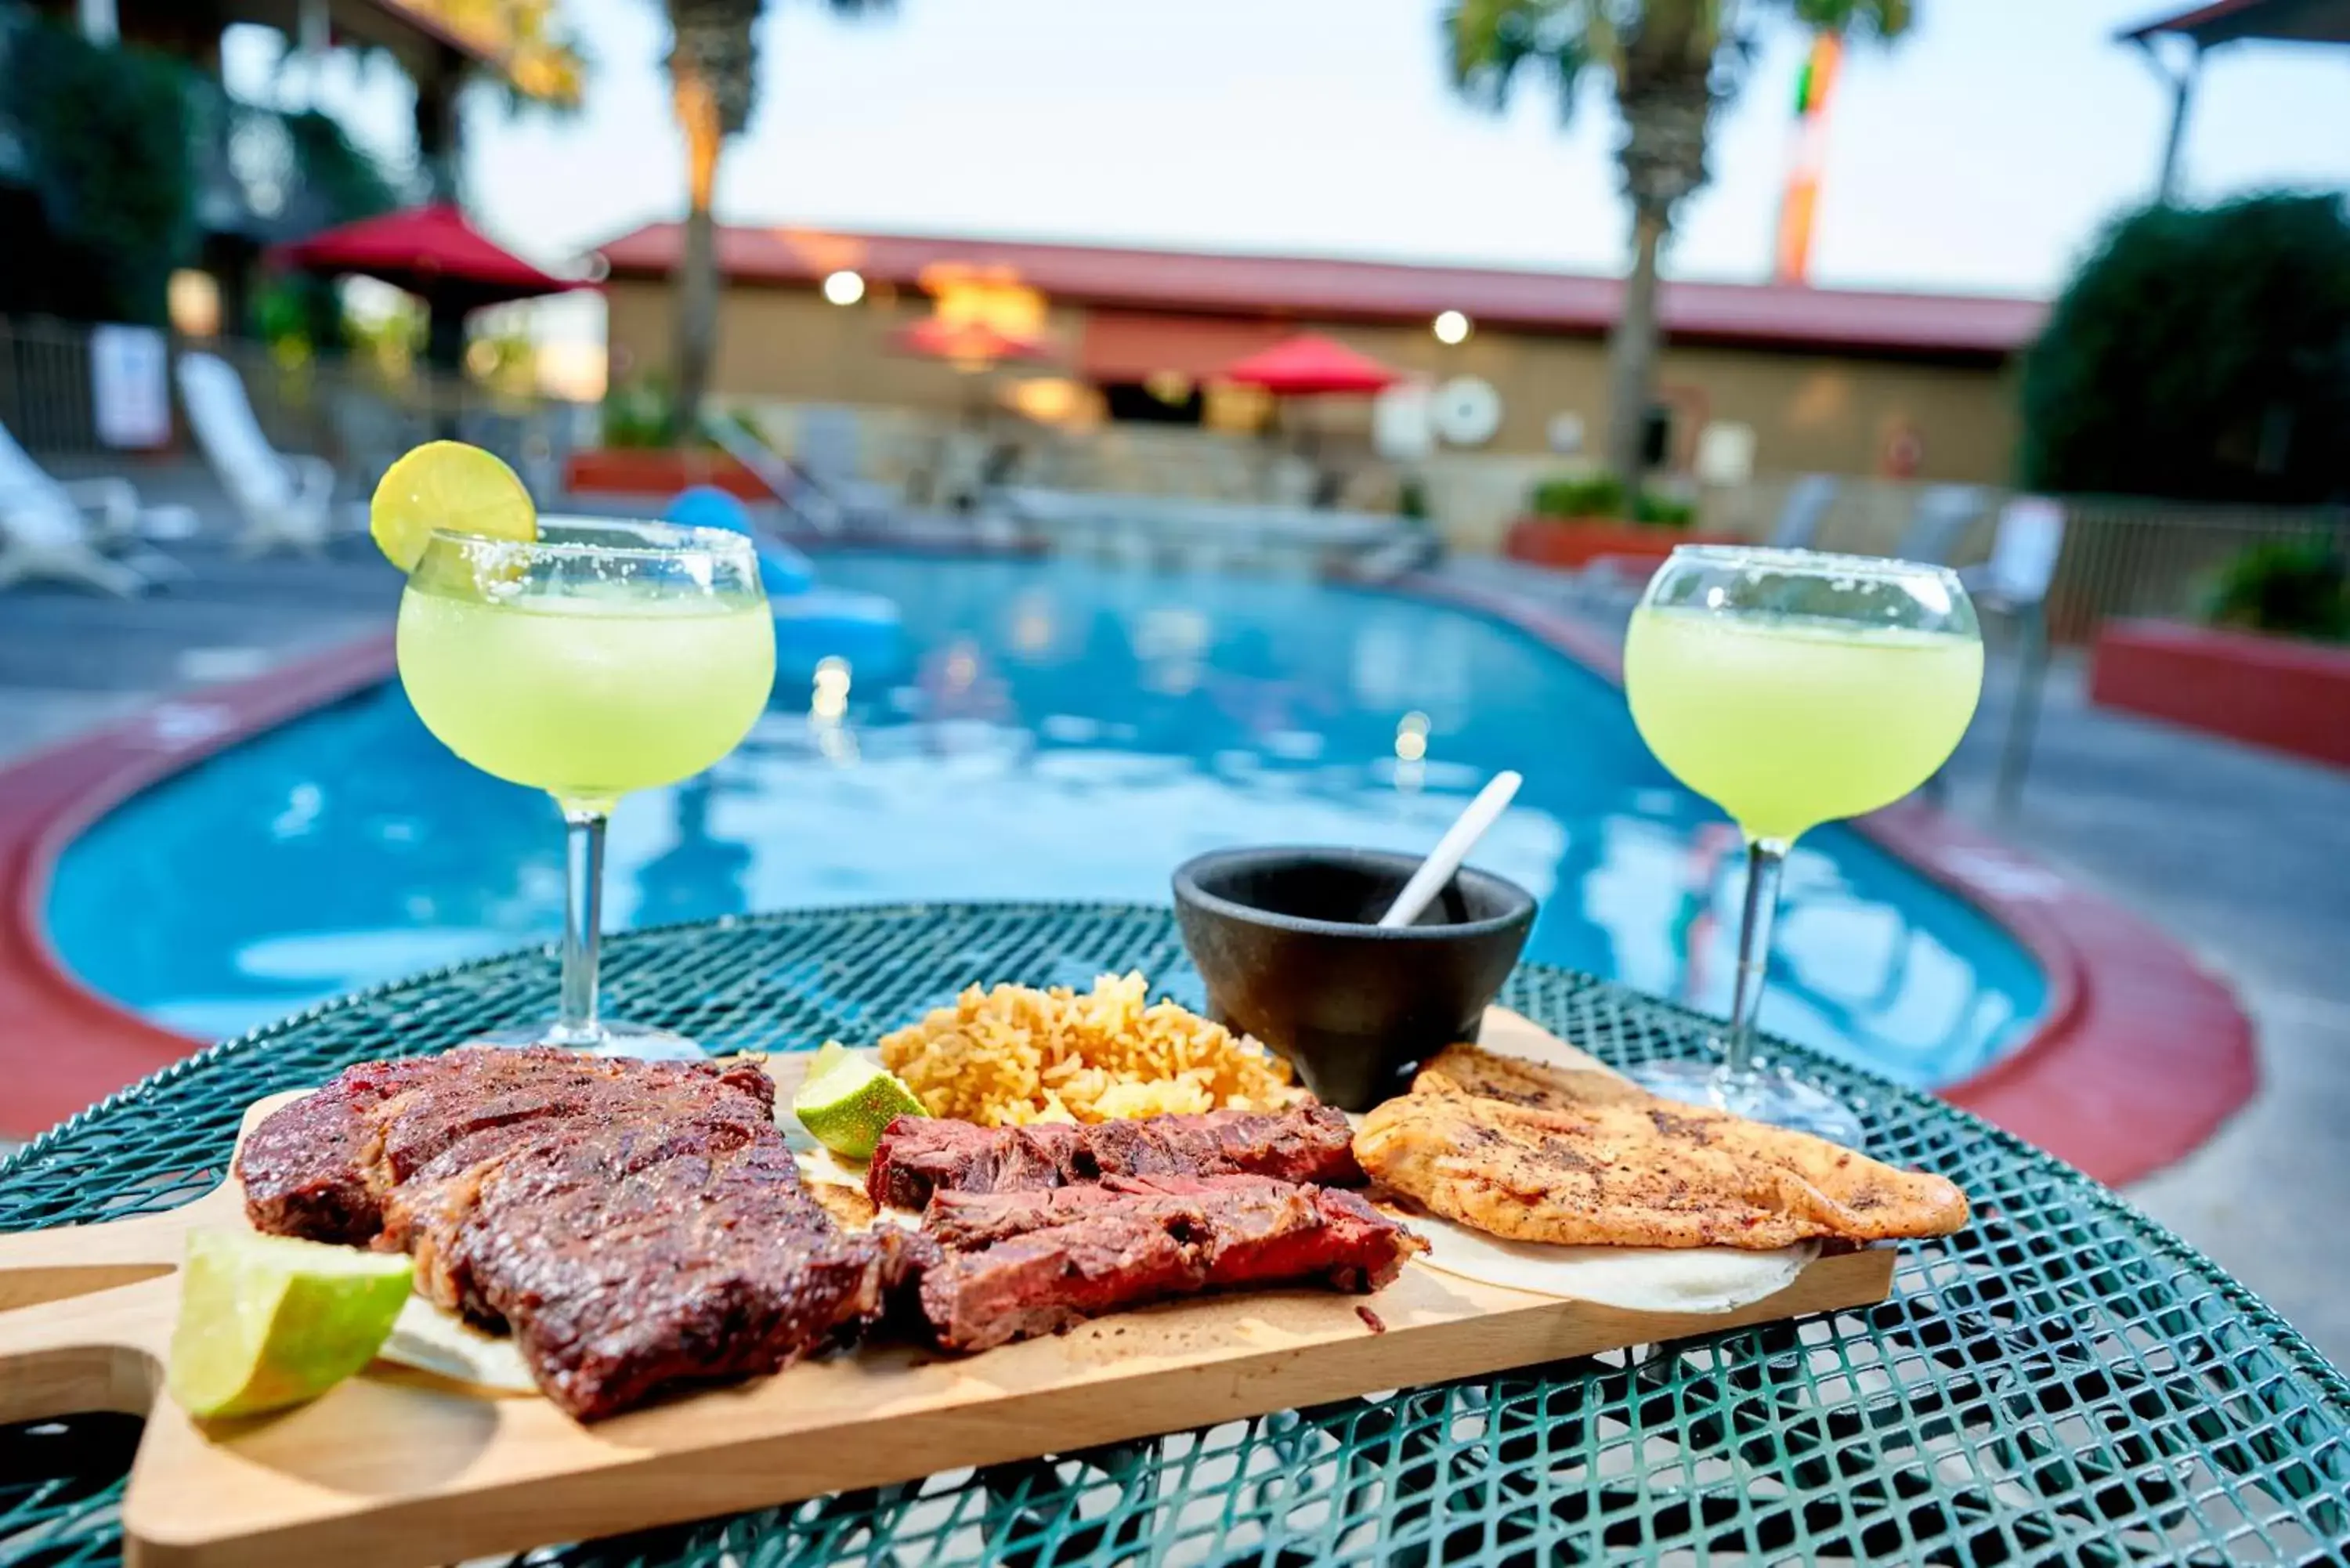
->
<box><xmin>1220</xmin><ymin>334</ymin><xmax>1400</xmax><ymax>504</ymax></box>
<box><xmin>1220</xmin><ymin>333</ymin><xmax>1398</xmax><ymax>396</ymax></box>
<box><xmin>270</xmin><ymin>202</ymin><xmax>577</xmax><ymax>369</ymax></box>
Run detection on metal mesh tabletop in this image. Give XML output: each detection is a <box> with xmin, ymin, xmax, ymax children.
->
<box><xmin>3</xmin><ymin>903</ymin><xmax>2346</xmax><ymax>1566</ymax></box>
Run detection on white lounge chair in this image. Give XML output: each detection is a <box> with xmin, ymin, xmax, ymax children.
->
<box><xmin>1769</xmin><ymin>473</ymin><xmax>1839</xmax><ymax>551</ymax></box>
<box><xmin>0</xmin><ymin>419</ymin><xmax>164</xmax><ymax>596</ymax></box>
<box><xmin>176</xmin><ymin>352</ymin><xmax>338</xmax><ymax>556</ymax></box>
<box><xmin>1972</xmin><ymin>496</ymin><xmax>2068</xmax><ymax>814</ymax></box>
<box><xmin>1893</xmin><ymin>483</ymin><xmax>1990</xmax><ymax>565</ymax></box>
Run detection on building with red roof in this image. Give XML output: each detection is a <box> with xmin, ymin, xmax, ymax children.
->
<box><xmin>595</xmin><ymin>221</ymin><xmax>2047</xmax><ymax>485</ymax></box>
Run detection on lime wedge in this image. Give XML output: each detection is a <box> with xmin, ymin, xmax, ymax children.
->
<box><xmin>166</xmin><ymin>1228</ymin><xmax>413</xmax><ymax>1419</ymax></box>
<box><xmin>794</xmin><ymin>1042</ymin><xmax>927</xmax><ymax>1161</ymax></box>
<box><xmin>369</xmin><ymin>439</ymin><xmax>536</xmax><ymax>573</ymax></box>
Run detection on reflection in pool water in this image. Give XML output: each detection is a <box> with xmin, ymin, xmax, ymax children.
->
<box><xmin>48</xmin><ymin>556</ymin><xmax>2042</xmax><ymax>1086</ymax></box>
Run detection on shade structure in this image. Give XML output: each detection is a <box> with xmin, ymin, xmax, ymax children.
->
<box><xmin>891</xmin><ymin>317</ymin><xmax>1058</xmax><ymax>367</ymax></box>
<box><xmin>2117</xmin><ymin>0</ymin><xmax>2350</xmax><ymax>46</ymax></box>
<box><xmin>271</xmin><ymin>202</ymin><xmax>572</xmax><ymax>305</ymax></box>
<box><xmin>1220</xmin><ymin>333</ymin><xmax>1398</xmax><ymax>396</ymax></box>
<box><xmin>272</xmin><ymin>203</ymin><xmax>576</xmax><ymax>376</ymax></box>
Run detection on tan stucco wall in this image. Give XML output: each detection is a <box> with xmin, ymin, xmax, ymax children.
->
<box><xmin>605</xmin><ymin>279</ymin><xmax>2019</xmax><ymax>486</ymax></box>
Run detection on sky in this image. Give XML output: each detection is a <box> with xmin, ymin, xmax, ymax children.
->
<box><xmin>226</xmin><ymin>0</ymin><xmax>2350</xmax><ymax>316</ymax></box>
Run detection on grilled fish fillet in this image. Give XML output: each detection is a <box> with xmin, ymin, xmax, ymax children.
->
<box><xmin>1413</xmin><ymin>1042</ymin><xmax>1654</xmax><ymax>1109</ymax></box>
<box><xmin>1356</xmin><ymin>1082</ymin><xmax>1969</xmax><ymax>1251</ymax></box>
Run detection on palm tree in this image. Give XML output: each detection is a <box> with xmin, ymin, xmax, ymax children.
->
<box><xmin>1445</xmin><ymin>1</ymin><xmax>1912</xmax><ymax>485</ymax></box>
<box><xmin>662</xmin><ymin>0</ymin><xmax>888</xmax><ymax>439</ymax></box>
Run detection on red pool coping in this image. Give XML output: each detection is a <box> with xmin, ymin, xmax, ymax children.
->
<box><xmin>0</xmin><ymin>635</ymin><xmax>397</xmax><ymax>1139</ymax></box>
<box><xmin>1398</xmin><ymin>571</ymin><xmax>2258</xmax><ymax>1187</ymax></box>
<box><xmin>0</xmin><ymin>581</ymin><xmax>2257</xmax><ymax>1186</ymax></box>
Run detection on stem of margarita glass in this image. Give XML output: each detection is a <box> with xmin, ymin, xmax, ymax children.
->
<box><xmin>549</xmin><ymin>804</ymin><xmax>608</xmax><ymax>1047</ymax></box>
<box><xmin>1720</xmin><ymin>836</ymin><xmax>1788</xmax><ymax>1080</ymax></box>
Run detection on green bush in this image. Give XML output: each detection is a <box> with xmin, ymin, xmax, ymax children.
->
<box><xmin>2020</xmin><ymin>194</ymin><xmax>2350</xmax><ymax>504</ymax></box>
<box><xmin>598</xmin><ymin>383</ymin><xmax>765</xmax><ymax>450</ymax></box>
<box><xmin>1633</xmin><ymin>491</ymin><xmax>1697</xmax><ymax>527</ymax></box>
<box><xmin>4</xmin><ymin>16</ymin><xmax>193</xmax><ymax>323</ymax></box>
<box><xmin>284</xmin><ymin>109</ymin><xmax>403</xmax><ymax>224</ymax></box>
<box><xmin>1397</xmin><ymin>475</ymin><xmax>1429</xmax><ymax>520</ymax></box>
<box><xmin>1530</xmin><ymin>472</ymin><xmax>1628</xmax><ymax>518</ymax></box>
<box><xmin>2204</xmin><ymin>539</ymin><xmax>2350</xmax><ymax>642</ymax></box>
<box><xmin>602</xmin><ymin>378</ymin><xmax>677</xmax><ymax>449</ymax></box>
<box><xmin>1528</xmin><ymin>472</ymin><xmax>1694</xmax><ymax>526</ymax></box>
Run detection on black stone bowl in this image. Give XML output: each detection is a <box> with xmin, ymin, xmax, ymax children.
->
<box><xmin>1171</xmin><ymin>847</ymin><xmax>1537</xmax><ymax>1111</ymax></box>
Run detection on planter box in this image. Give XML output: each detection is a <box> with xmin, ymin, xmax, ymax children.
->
<box><xmin>1503</xmin><ymin>517</ymin><xmax>1730</xmax><ymax>572</ymax></box>
<box><xmin>564</xmin><ymin>448</ymin><xmax>771</xmax><ymax>502</ymax></box>
<box><xmin>2089</xmin><ymin>619</ymin><xmax>2350</xmax><ymax>768</ymax></box>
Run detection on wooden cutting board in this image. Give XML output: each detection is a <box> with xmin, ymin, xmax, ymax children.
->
<box><xmin>0</xmin><ymin>1010</ymin><xmax>1896</xmax><ymax>1568</ymax></box>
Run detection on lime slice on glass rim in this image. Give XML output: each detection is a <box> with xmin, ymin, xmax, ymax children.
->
<box><xmin>793</xmin><ymin>1042</ymin><xmax>927</xmax><ymax>1162</ymax></box>
<box><xmin>369</xmin><ymin>439</ymin><xmax>537</xmax><ymax>573</ymax></box>
<box><xmin>166</xmin><ymin>1228</ymin><xmax>413</xmax><ymax>1419</ymax></box>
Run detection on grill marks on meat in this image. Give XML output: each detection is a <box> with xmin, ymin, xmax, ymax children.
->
<box><xmin>237</xmin><ymin>1049</ymin><xmax>925</xmax><ymax>1420</ymax></box>
<box><xmin>916</xmin><ymin>1172</ymin><xmax>1423</xmax><ymax>1352</ymax></box>
<box><xmin>241</xmin><ymin>1060</ymin><xmax>1421</xmax><ymax>1397</ymax></box>
<box><xmin>866</xmin><ymin>1105</ymin><xmax>1364</xmax><ymax>1211</ymax></box>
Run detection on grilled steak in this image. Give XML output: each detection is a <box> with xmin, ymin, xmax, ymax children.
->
<box><xmin>924</xmin><ymin>1172</ymin><xmax>1285</xmax><ymax>1250</ymax></box>
<box><xmin>866</xmin><ymin>1104</ymin><xmax>1363</xmax><ymax>1210</ymax></box>
<box><xmin>917</xmin><ymin>1175</ymin><xmax>1422</xmax><ymax>1352</ymax></box>
<box><xmin>237</xmin><ymin>1048</ymin><xmax>927</xmax><ymax>1420</ymax></box>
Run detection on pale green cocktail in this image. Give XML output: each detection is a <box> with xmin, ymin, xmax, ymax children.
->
<box><xmin>399</xmin><ymin>582</ymin><xmax>775</xmax><ymax>815</ymax></box>
<box><xmin>395</xmin><ymin>516</ymin><xmax>775</xmax><ymax>1056</ymax></box>
<box><xmin>1622</xmin><ymin>546</ymin><xmax>1983</xmax><ymax>1144</ymax></box>
<box><xmin>1625</xmin><ymin>609</ymin><xmax>1983</xmax><ymax>844</ymax></box>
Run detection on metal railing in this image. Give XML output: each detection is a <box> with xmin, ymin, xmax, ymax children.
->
<box><xmin>1715</xmin><ymin>473</ymin><xmax>2344</xmax><ymax>644</ymax></box>
<box><xmin>2041</xmin><ymin>496</ymin><xmax>2345</xmax><ymax>642</ymax></box>
<box><xmin>0</xmin><ymin>315</ymin><xmax>591</xmax><ymax>497</ymax></box>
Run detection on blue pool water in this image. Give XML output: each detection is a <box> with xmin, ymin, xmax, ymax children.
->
<box><xmin>48</xmin><ymin>555</ymin><xmax>2044</xmax><ymax>1086</ymax></box>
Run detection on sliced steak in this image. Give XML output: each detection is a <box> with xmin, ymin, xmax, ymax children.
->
<box><xmin>1083</xmin><ymin>1107</ymin><xmax>1364</xmax><ymax>1187</ymax></box>
<box><xmin>864</xmin><ymin>1118</ymin><xmax>1087</xmax><ymax>1210</ymax></box>
<box><xmin>917</xmin><ymin>1177</ymin><xmax>1422</xmax><ymax>1353</ymax></box>
<box><xmin>237</xmin><ymin>1048</ymin><xmax>920</xmax><ymax>1421</ymax></box>
<box><xmin>867</xmin><ymin>1105</ymin><xmax>1363</xmax><ymax>1210</ymax></box>
<box><xmin>924</xmin><ymin>1172</ymin><xmax>1283</xmax><ymax>1251</ymax></box>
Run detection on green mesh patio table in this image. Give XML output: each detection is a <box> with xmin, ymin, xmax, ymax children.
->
<box><xmin>3</xmin><ymin>902</ymin><xmax>2345</xmax><ymax>1566</ymax></box>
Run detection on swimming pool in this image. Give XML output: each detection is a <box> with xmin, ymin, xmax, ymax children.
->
<box><xmin>45</xmin><ymin>555</ymin><xmax>2043</xmax><ymax>1086</ymax></box>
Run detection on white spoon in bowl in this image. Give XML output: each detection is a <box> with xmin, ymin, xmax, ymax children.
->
<box><xmin>1377</xmin><ymin>770</ymin><xmax>1524</xmax><ymax>929</ymax></box>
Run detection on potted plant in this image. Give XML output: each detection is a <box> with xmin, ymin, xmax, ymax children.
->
<box><xmin>563</xmin><ymin>380</ymin><xmax>771</xmax><ymax>500</ymax></box>
<box><xmin>1504</xmin><ymin>472</ymin><xmax>1720</xmax><ymax>569</ymax></box>
<box><xmin>2089</xmin><ymin>537</ymin><xmax>2350</xmax><ymax>768</ymax></box>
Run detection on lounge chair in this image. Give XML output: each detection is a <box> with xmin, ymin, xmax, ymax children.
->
<box><xmin>0</xmin><ymin>418</ymin><xmax>174</xmax><ymax>596</ymax></box>
<box><xmin>1769</xmin><ymin>473</ymin><xmax>1838</xmax><ymax>550</ymax></box>
<box><xmin>1970</xmin><ymin>497</ymin><xmax>2068</xmax><ymax>814</ymax></box>
<box><xmin>1912</xmin><ymin>493</ymin><xmax>2066</xmax><ymax>811</ymax></box>
<box><xmin>176</xmin><ymin>352</ymin><xmax>339</xmax><ymax>556</ymax></box>
<box><xmin>1892</xmin><ymin>483</ymin><xmax>1990</xmax><ymax>565</ymax></box>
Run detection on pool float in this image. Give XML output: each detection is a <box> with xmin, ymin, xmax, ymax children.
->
<box><xmin>664</xmin><ymin>486</ymin><xmax>815</xmax><ymax>596</ymax></box>
<box><xmin>663</xmin><ymin>487</ymin><xmax>902</xmax><ymax>680</ymax></box>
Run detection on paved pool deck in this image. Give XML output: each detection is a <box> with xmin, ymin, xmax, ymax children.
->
<box><xmin>2</xmin><ymin>514</ymin><xmax>2345</xmax><ymax>1361</ymax></box>
<box><xmin>1948</xmin><ymin>626</ymin><xmax>2350</xmax><ymax>1365</ymax></box>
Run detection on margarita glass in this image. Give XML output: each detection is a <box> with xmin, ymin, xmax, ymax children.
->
<box><xmin>1623</xmin><ymin>545</ymin><xmax>1983</xmax><ymax>1143</ymax></box>
<box><xmin>396</xmin><ymin>516</ymin><xmax>776</xmax><ymax>1057</ymax></box>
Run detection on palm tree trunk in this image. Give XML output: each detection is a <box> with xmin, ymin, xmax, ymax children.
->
<box><xmin>674</xmin><ymin>190</ymin><xmax>718</xmax><ymax>443</ymax></box>
<box><xmin>670</xmin><ymin>62</ymin><xmax>727</xmax><ymax>443</ymax></box>
<box><xmin>1605</xmin><ymin>205</ymin><xmax>1669</xmax><ymax>483</ymax></box>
